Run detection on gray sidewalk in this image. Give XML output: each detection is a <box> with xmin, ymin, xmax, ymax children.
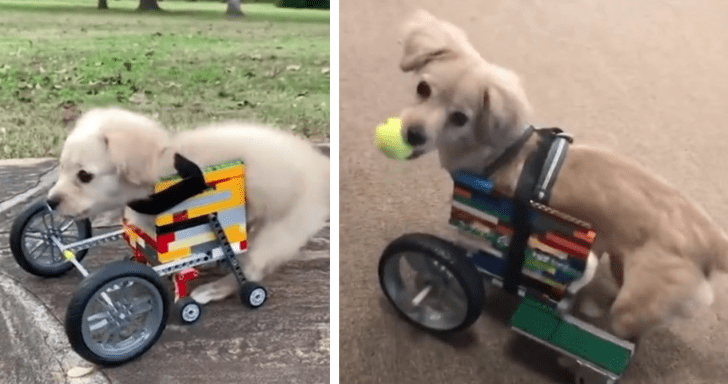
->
<box><xmin>0</xmin><ymin>155</ymin><xmax>330</xmax><ymax>384</ymax></box>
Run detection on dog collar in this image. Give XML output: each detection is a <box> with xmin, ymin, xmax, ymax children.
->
<box><xmin>481</xmin><ymin>125</ymin><xmax>535</xmax><ymax>178</ymax></box>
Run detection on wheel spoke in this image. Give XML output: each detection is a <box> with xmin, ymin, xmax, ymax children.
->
<box><xmin>128</xmin><ymin>297</ymin><xmax>153</xmax><ymax>317</ymax></box>
<box><xmin>23</xmin><ymin>230</ymin><xmax>45</xmax><ymax>240</ymax></box>
<box><xmin>87</xmin><ymin>312</ymin><xmax>113</xmax><ymax>332</ymax></box>
<box><xmin>411</xmin><ymin>285</ymin><xmax>432</xmax><ymax>306</ymax></box>
<box><xmin>31</xmin><ymin>242</ymin><xmax>51</xmax><ymax>260</ymax></box>
<box><xmin>58</xmin><ymin>219</ymin><xmax>76</xmax><ymax>232</ymax></box>
<box><xmin>26</xmin><ymin>239</ymin><xmax>46</xmax><ymax>255</ymax></box>
<box><xmin>41</xmin><ymin>212</ymin><xmax>53</xmax><ymax>231</ymax></box>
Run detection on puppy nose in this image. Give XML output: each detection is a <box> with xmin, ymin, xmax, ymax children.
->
<box><xmin>47</xmin><ymin>196</ymin><xmax>61</xmax><ymax>210</ymax></box>
<box><xmin>406</xmin><ymin>125</ymin><xmax>427</xmax><ymax>146</ymax></box>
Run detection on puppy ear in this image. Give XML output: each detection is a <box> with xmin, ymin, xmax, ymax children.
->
<box><xmin>476</xmin><ymin>86</ymin><xmax>517</xmax><ymax>144</ymax></box>
<box><xmin>400</xmin><ymin>10</ymin><xmax>459</xmax><ymax>72</ymax></box>
<box><xmin>103</xmin><ymin>129</ymin><xmax>162</xmax><ymax>186</ymax></box>
<box><xmin>400</xmin><ymin>10</ymin><xmax>481</xmax><ymax>72</ymax></box>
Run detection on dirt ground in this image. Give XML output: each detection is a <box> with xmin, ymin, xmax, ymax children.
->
<box><xmin>339</xmin><ymin>1</ymin><xmax>728</xmax><ymax>383</ymax></box>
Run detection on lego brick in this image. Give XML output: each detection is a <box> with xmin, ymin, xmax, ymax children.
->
<box><xmin>216</xmin><ymin>205</ymin><xmax>247</xmax><ymax>228</ymax></box>
<box><xmin>450</xmin><ymin>172</ymin><xmax>595</xmax><ymax>303</ymax></box>
<box><xmin>123</xmin><ymin>159</ymin><xmax>248</xmax><ymax>266</ymax></box>
<box><xmin>156</xmin><ymin>189</ymin><xmax>232</xmax><ymax>225</ymax></box>
<box><xmin>155</xmin><ymin>159</ymin><xmax>244</xmax><ymax>188</ymax></box>
<box><xmin>510</xmin><ymin>298</ymin><xmax>560</xmax><ymax>340</ymax></box>
<box><xmin>451</xmin><ymin>170</ymin><xmax>494</xmax><ymax>194</ymax></box>
<box><xmin>550</xmin><ymin>321</ymin><xmax>632</xmax><ymax>375</ymax></box>
<box><xmin>187</xmin><ymin>180</ymin><xmax>243</xmax><ymax>219</ymax></box>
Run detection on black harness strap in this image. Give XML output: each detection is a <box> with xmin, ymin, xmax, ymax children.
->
<box><xmin>482</xmin><ymin>126</ymin><xmax>535</xmax><ymax>178</ymax></box>
<box><xmin>501</xmin><ymin>128</ymin><xmax>570</xmax><ymax>294</ymax></box>
<box><xmin>127</xmin><ymin>153</ymin><xmax>208</xmax><ymax>215</ymax></box>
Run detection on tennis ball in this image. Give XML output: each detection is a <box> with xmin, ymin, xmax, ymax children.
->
<box><xmin>375</xmin><ymin>117</ymin><xmax>413</xmax><ymax>160</ymax></box>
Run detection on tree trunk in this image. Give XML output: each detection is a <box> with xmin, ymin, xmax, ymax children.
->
<box><xmin>138</xmin><ymin>0</ymin><xmax>161</xmax><ymax>11</ymax></box>
<box><xmin>225</xmin><ymin>0</ymin><xmax>244</xmax><ymax>16</ymax></box>
<box><xmin>98</xmin><ymin>0</ymin><xmax>108</xmax><ymax>9</ymax></box>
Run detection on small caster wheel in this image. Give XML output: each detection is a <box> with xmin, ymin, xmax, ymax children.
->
<box><xmin>176</xmin><ymin>297</ymin><xmax>202</xmax><ymax>325</ymax></box>
<box><xmin>240</xmin><ymin>282</ymin><xmax>267</xmax><ymax>308</ymax></box>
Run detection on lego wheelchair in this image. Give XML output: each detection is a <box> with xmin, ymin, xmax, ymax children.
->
<box><xmin>9</xmin><ymin>156</ymin><xmax>266</xmax><ymax>366</ymax></box>
<box><xmin>378</xmin><ymin>171</ymin><xmax>636</xmax><ymax>384</ymax></box>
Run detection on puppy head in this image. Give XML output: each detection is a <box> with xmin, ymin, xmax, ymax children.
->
<box><xmin>398</xmin><ymin>10</ymin><xmax>532</xmax><ymax>165</ymax></box>
<box><xmin>47</xmin><ymin>108</ymin><xmax>169</xmax><ymax>218</ymax></box>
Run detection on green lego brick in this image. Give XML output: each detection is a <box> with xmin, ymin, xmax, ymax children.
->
<box><xmin>158</xmin><ymin>159</ymin><xmax>244</xmax><ymax>182</ymax></box>
<box><xmin>550</xmin><ymin>321</ymin><xmax>632</xmax><ymax>375</ymax></box>
<box><xmin>510</xmin><ymin>298</ymin><xmax>560</xmax><ymax>340</ymax></box>
<box><xmin>511</xmin><ymin>298</ymin><xmax>632</xmax><ymax>376</ymax></box>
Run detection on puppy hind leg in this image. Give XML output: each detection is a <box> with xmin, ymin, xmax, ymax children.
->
<box><xmin>190</xmin><ymin>273</ymin><xmax>238</xmax><ymax>305</ymax></box>
<box><xmin>609</xmin><ymin>245</ymin><xmax>708</xmax><ymax>340</ymax></box>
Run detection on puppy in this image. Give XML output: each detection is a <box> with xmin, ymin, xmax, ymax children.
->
<box><xmin>397</xmin><ymin>10</ymin><xmax>726</xmax><ymax>341</ymax></box>
<box><xmin>48</xmin><ymin>107</ymin><xmax>330</xmax><ymax>305</ymax></box>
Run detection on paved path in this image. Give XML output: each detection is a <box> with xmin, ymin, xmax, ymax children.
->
<box><xmin>340</xmin><ymin>1</ymin><xmax>728</xmax><ymax>383</ymax></box>
<box><xmin>0</xmin><ymin>155</ymin><xmax>330</xmax><ymax>384</ymax></box>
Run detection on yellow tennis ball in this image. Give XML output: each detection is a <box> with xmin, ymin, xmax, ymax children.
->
<box><xmin>63</xmin><ymin>250</ymin><xmax>75</xmax><ymax>261</ymax></box>
<box><xmin>375</xmin><ymin>117</ymin><xmax>413</xmax><ymax>160</ymax></box>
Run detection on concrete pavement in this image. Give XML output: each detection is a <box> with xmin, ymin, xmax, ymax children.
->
<box><xmin>0</xmin><ymin>152</ymin><xmax>330</xmax><ymax>384</ymax></box>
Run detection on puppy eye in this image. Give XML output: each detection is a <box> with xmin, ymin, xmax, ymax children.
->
<box><xmin>77</xmin><ymin>170</ymin><xmax>94</xmax><ymax>183</ymax></box>
<box><xmin>416</xmin><ymin>81</ymin><xmax>431</xmax><ymax>98</ymax></box>
<box><xmin>449</xmin><ymin>112</ymin><xmax>469</xmax><ymax>127</ymax></box>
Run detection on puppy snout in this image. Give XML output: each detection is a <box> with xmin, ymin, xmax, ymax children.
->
<box><xmin>47</xmin><ymin>195</ymin><xmax>61</xmax><ymax>210</ymax></box>
<box><xmin>406</xmin><ymin>125</ymin><xmax>427</xmax><ymax>146</ymax></box>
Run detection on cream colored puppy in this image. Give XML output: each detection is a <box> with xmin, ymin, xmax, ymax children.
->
<box><xmin>48</xmin><ymin>107</ymin><xmax>329</xmax><ymax>304</ymax></box>
<box><xmin>398</xmin><ymin>10</ymin><xmax>726</xmax><ymax>340</ymax></box>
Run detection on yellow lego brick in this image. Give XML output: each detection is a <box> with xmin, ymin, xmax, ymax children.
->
<box><xmin>168</xmin><ymin>232</ymin><xmax>216</xmax><ymax>251</ymax></box>
<box><xmin>528</xmin><ymin>237</ymin><xmax>568</xmax><ymax>259</ymax></box>
<box><xmin>158</xmin><ymin>246</ymin><xmax>191</xmax><ymax>263</ymax></box>
<box><xmin>154</xmin><ymin>161</ymin><xmax>244</xmax><ymax>193</ymax></box>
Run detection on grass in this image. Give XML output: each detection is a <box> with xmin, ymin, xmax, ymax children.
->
<box><xmin>0</xmin><ymin>0</ymin><xmax>329</xmax><ymax>159</ymax></box>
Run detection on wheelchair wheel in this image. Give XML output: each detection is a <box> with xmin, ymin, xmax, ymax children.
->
<box><xmin>378</xmin><ymin>233</ymin><xmax>485</xmax><ymax>332</ymax></box>
<box><xmin>240</xmin><ymin>281</ymin><xmax>267</xmax><ymax>308</ymax></box>
<box><xmin>65</xmin><ymin>261</ymin><xmax>170</xmax><ymax>366</ymax></box>
<box><xmin>9</xmin><ymin>200</ymin><xmax>92</xmax><ymax>277</ymax></box>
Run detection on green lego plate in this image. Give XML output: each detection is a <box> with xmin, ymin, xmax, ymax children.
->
<box><xmin>510</xmin><ymin>298</ymin><xmax>632</xmax><ymax>376</ymax></box>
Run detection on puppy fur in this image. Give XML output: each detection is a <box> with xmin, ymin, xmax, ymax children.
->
<box><xmin>398</xmin><ymin>10</ymin><xmax>728</xmax><ymax>340</ymax></box>
<box><xmin>49</xmin><ymin>107</ymin><xmax>329</xmax><ymax>305</ymax></box>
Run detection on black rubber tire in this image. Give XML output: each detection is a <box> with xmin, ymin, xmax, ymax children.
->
<box><xmin>175</xmin><ymin>297</ymin><xmax>203</xmax><ymax>325</ymax></box>
<box><xmin>378</xmin><ymin>233</ymin><xmax>485</xmax><ymax>333</ymax></box>
<box><xmin>240</xmin><ymin>281</ymin><xmax>267</xmax><ymax>309</ymax></box>
<box><xmin>9</xmin><ymin>200</ymin><xmax>92</xmax><ymax>277</ymax></box>
<box><xmin>65</xmin><ymin>261</ymin><xmax>170</xmax><ymax>366</ymax></box>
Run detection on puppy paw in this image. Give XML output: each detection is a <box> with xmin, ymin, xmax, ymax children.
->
<box><xmin>579</xmin><ymin>298</ymin><xmax>605</xmax><ymax>318</ymax></box>
<box><xmin>189</xmin><ymin>277</ymin><xmax>237</xmax><ymax>304</ymax></box>
<box><xmin>557</xmin><ymin>356</ymin><xmax>576</xmax><ymax>369</ymax></box>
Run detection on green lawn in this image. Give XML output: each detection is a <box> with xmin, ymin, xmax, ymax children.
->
<box><xmin>0</xmin><ymin>0</ymin><xmax>330</xmax><ymax>159</ymax></box>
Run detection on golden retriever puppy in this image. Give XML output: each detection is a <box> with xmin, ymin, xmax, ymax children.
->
<box><xmin>48</xmin><ymin>107</ymin><xmax>329</xmax><ymax>305</ymax></box>
<box><xmin>397</xmin><ymin>10</ymin><xmax>726</xmax><ymax>341</ymax></box>
<box><xmin>48</xmin><ymin>107</ymin><xmax>170</xmax><ymax>217</ymax></box>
